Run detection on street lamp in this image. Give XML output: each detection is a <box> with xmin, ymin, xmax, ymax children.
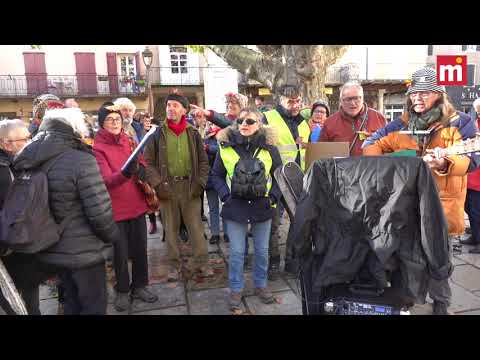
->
<box><xmin>142</xmin><ymin>46</ymin><xmax>154</xmax><ymax>115</ymax></box>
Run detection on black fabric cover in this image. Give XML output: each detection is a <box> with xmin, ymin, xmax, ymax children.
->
<box><xmin>287</xmin><ymin>156</ymin><xmax>452</xmax><ymax>304</ymax></box>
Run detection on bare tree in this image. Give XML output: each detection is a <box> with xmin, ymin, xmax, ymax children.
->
<box><xmin>204</xmin><ymin>45</ymin><xmax>349</xmax><ymax>104</ymax></box>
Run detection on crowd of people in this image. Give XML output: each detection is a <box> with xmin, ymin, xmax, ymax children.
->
<box><xmin>1</xmin><ymin>65</ymin><xmax>480</xmax><ymax>315</ymax></box>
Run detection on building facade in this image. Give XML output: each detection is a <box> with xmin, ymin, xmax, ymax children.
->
<box><xmin>0</xmin><ymin>45</ymin><xmax>149</xmax><ymax>121</ymax></box>
<box><xmin>325</xmin><ymin>45</ymin><xmax>428</xmax><ymax>121</ymax></box>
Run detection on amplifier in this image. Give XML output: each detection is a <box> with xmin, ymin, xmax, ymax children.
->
<box><xmin>323</xmin><ymin>299</ymin><xmax>410</xmax><ymax>315</ymax></box>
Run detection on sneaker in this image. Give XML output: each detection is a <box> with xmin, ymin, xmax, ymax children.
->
<box><xmin>460</xmin><ymin>235</ymin><xmax>478</xmax><ymax>246</ymax></box>
<box><xmin>469</xmin><ymin>245</ymin><xmax>480</xmax><ymax>254</ymax></box>
<box><xmin>132</xmin><ymin>287</ymin><xmax>158</xmax><ymax>303</ymax></box>
<box><xmin>167</xmin><ymin>266</ymin><xmax>180</xmax><ymax>282</ymax></box>
<box><xmin>114</xmin><ymin>292</ymin><xmax>130</xmax><ymax>312</ymax></box>
<box><xmin>209</xmin><ymin>235</ymin><xmax>220</xmax><ymax>245</ymax></box>
<box><xmin>180</xmin><ymin>228</ymin><xmax>188</xmax><ymax>243</ymax></box>
<box><xmin>229</xmin><ymin>291</ymin><xmax>243</xmax><ymax>310</ymax></box>
<box><xmin>148</xmin><ymin>222</ymin><xmax>157</xmax><ymax>235</ymax></box>
<box><xmin>254</xmin><ymin>287</ymin><xmax>275</xmax><ymax>304</ymax></box>
<box><xmin>196</xmin><ymin>265</ymin><xmax>214</xmax><ymax>278</ymax></box>
<box><xmin>432</xmin><ymin>301</ymin><xmax>449</xmax><ymax>315</ymax></box>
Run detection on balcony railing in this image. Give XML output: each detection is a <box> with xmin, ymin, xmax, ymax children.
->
<box><xmin>0</xmin><ymin>75</ymin><xmax>147</xmax><ymax>97</ymax></box>
<box><xmin>326</xmin><ymin>62</ymin><xmax>427</xmax><ymax>84</ymax></box>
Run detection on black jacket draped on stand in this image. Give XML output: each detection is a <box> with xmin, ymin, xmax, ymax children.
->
<box><xmin>287</xmin><ymin>156</ymin><xmax>453</xmax><ymax>304</ymax></box>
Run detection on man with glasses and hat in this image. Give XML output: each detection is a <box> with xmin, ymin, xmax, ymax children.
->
<box><xmin>319</xmin><ymin>81</ymin><xmax>386</xmax><ymax>156</ymax></box>
<box><xmin>362</xmin><ymin>67</ymin><xmax>480</xmax><ymax>315</ymax></box>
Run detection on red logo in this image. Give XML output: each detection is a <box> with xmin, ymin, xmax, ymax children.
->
<box><xmin>436</xmin><ymin>55</ymin><xmax>467</xmax><ymax>86</ymax></box>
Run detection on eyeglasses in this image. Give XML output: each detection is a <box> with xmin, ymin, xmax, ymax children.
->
<box><xmin>409</xmin><ymin>91</ymin><xmax>433</xmax><ymax>99</ymax></box>
<box><xmin>237</xmin><ymin>118</ymin><xmax>257</xmax><ymax>126</ymax></box>
<box><xmin>341</xmin><ymin>96</ymin><xmax>362</xmax><ymax>104</ymax></box>
<box><xmin>313</xmin><ymin>109</ymin><xmax>327</xmax><ymax>114</ymax></box>
<box><xmin>104</xmin><ymin>117</ymin><xmax>122</xmax><ymax>124</ymax></box>
<box><xmin>7</xmin><ymin>136</ymin><xmax>31</xmax><ymax>143</ymax></box>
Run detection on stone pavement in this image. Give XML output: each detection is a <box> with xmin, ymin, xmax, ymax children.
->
<box><xmin>38</xmin><ymin>209</ymin><xmax>480</xmax><ymax>315</ymax></box>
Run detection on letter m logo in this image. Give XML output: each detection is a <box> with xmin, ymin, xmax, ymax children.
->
<box><xmin>437</xmin><ymin>55</ymin><xmax>467</xmax><ymax>86</ymax></box>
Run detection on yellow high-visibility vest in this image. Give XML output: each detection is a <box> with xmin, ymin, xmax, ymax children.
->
<box><xmin>264</xmin><ymin>109</ymin><xmax>310</xmax><ymax>171</ymax></box>
<box><xmin>219</xmin><ymin>146</ymin><xmax>273</xmax><ymax>197</ymax></box>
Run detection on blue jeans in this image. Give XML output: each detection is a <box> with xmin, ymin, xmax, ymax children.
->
<box><xmin>206</xmin><ymin>189</ymin><xmax>226</xmax><ymax>236</ymax></box>
<box><xmin>225</xmin><ymin>219</ymin><xmax>272</xmax><ymax>293</ymax></box>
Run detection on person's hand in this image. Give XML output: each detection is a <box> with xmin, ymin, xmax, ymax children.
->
<box><xmin>423</xmin><ymin>149</ymin><xmax>448</xmax><ymax>172</ymax></box>
<box><xmin>190</xmin><ymin>104</ymin><xmax>210</xmax><ymax>118</ymax></box>
<box><xmin>121</xmin><ymin>156</ymin><xmax>140</xmax><ymax>178</ymax></box>
<box><xmin>296</xmin><ymin>136</ymin><xmax>308</xmax><ymax>149</ymax></box>
<box><xmin>204</xmin><ymin>144</ymin><xmax>209</xmax><ymax>152</ymax></box>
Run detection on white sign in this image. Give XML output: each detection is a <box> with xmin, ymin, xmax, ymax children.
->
<box><xmin>203</xmin><ymin>49</ymin><xmax>239</xmax><ymax>113</ymax></box>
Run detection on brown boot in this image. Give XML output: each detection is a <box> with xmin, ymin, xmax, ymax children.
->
<box><xmin>254</xmin><ymin>287</ymin><xmax>275</xmax><ymax>304</ymax></box>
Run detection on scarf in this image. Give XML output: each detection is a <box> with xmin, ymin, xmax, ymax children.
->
<box><xmin>407</xmin><ymin>105</ymin><xmax>443</xmax><ymax>146</ymax></box>
<box><xmin>167</xmin><ymin>115</ymin><xmax>187</xmax><ymax>136</ymax></box>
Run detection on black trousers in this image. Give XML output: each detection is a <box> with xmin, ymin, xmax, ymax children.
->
<box><xmin>114</xmin><ymin>215</ymin><xmax>148</xmax><ymax>293</ymax></box>
<box><xmin>59</xmin><ymin>262</ymin><xmax>107</xmax><ymax>315</ymax></box>
<box><xmin>465</xmin><ymin>189</ymin><xmax>480</xmax><ymax>244</ymax></box>
<box><xmin>0</xmin><ymin>253</ymin><xmax>54</xmax><ymax>315</ymax></box>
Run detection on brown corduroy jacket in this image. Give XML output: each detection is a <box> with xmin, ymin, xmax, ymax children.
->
<box><xmin>144</xmin><ymin>122</ymin><xmax>209</xmax><ymax>200</ymax></box>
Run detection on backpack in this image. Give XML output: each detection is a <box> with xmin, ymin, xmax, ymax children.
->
<box><xmin>231</xmin><ymin>148</ymin><xmax>268</xmax><ymax>200</ymax></box>
<box><xmin>0</xmin><ymin>152</ymin><xmax>73</xmax><ymax>254</ymax></box>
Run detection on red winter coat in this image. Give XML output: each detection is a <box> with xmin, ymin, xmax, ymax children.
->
<box><xmin>320</xmin><ymin>106</ymin><xmax>386</xmax><ymax>156</ymax></box>
<box><xmin>467</xmin><ymin>117</ymin><xmax>480</xmax><ymax>191</ymax></box>
<box><xmin>93</xmin><ymin>128</ymin><xmax>148</xmax><ymax>222</ymax></box>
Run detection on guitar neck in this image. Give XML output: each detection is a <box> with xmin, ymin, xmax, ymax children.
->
<box><xmin>436</xmin><ymin>136</ymin><xmax>480</xmax><ymax>159</ymax></box>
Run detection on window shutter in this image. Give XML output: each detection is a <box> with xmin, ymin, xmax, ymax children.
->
<box><xmin>23</xmin><ymin>52</ymin><xmax>47</xmax><ymax>95</ymax></box>
<box><xmin>427</xmin><ymin>45</ymin><xmax>433</xmax><ymax>56</ymax></box>
<box><xmin>462</xmin><ymin>45</ymin><xmax>467</xmax><ymax>51</ymax></box>
<box><xmin>106</xmin><ymin>52</ymin><xmax>118</xmax><ymax>94</ymax></box>
<box><xmin>75</xmin><ymin>53</ymin><xmax>97</xmax><ymax>95</ymax></box>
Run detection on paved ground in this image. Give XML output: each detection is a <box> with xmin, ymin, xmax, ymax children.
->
<box><xmin>38</xmin><ymin>208</ymin><xmax>480</xmax><ymax>315</ymax></box>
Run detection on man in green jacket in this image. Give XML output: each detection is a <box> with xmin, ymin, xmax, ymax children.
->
<box><xmin>144</xmin><ymin>92</ymin><xmax>212</xmax><ymax>282</ymax></box>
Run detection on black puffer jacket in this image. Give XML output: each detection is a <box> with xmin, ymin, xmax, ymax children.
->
<box><xmin>13</xmin><ymin>119</ymin><xmax>120</xmax><ymax>270</ymax></box>
<box><xmin>287</xmin><ymin>156</ymin><xmax>452</xmax><ymax>304</ymax></box>
<box><xmin>0</xmin><ymin>148</ymin><xmax>13</xmax><ymax>209</ymax></box>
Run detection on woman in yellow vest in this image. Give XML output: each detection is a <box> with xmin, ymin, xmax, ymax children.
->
<box><xmin>211</xmin><ymin>107</ymin><xmax>283</xmax><ymax>311</ymax></box>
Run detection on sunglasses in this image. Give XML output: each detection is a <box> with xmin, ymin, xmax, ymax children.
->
<box><xmin>236</xmin><ymin>118</ymin><xmax>257</xmax><ymax>126</ymax></box>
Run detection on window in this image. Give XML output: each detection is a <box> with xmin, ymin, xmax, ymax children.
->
<box><xmin>427</xmin><ymin>45</ymin><xmax>433</xmax><ymax>56</ymax></box>
<box><xmin>118</xmin><ymin>54</ymin><xmax>136</xmax><ymax>79</ymax></box>
<box><xmin>466</xmin><ymin>45</ymin><xmax>477</xmax><ymax>52</ymax></box>
<box><xmin>169</xmin><ymin>45</ymin><xmax>188</xmax><ymax>74</ymax></box>
<box><xmin>384</xmin><ymin>105</ymin><xmax>404</xmax><ymax>122</ymax></box>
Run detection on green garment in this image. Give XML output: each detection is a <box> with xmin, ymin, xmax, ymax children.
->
<box><xmin>165</xmin><ymin>127</ymin><xmax>191</xmax><ymax>177</ymax></box>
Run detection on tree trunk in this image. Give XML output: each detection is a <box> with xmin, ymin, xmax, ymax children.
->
<box><xmin>206</xmin><ymin>45</ymin><xmax>350</xmax><ymax>105</ymax></box>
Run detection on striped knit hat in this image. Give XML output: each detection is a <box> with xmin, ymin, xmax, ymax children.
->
<box><xmin>406</xmin><ymin>67</ymin><xmax>446</xmax><ymax>95</ymax></box>
<box><xmin>32</xmin><ymin>94</ymin><xmax>64</xmax><ymax>120</ymax></box>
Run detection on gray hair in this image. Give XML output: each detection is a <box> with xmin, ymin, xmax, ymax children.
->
<box><xmin>0</xmin><ymin>119</ymin><xmax>28</xmax><ymax>143</ymax></box>
<box><xmin>114</xmin><ymin>97</ymin><xmax>136</xmax><ymax>112</ymax></box>
<box><xmin>43</xmin><ymin>108</ymin><xmax>89</xmax><ymax>138</ymax></box>
<box><xmin>473</xmin><ymin>98</ymin><xmax>480</xmax><ymax>111</ymax></box>
<box><xmin>339</xmin><ymin>81</ymin><xmax>364</xmax><ymax>99</ymax></box>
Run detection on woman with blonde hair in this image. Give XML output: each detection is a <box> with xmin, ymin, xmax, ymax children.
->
<box><xmin>211</xmin><ymin>107</ymin><xmax>282</xmax><ymax>311</ymax></box>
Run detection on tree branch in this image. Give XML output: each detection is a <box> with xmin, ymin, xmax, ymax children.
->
<box><xmin>206</xmin><ymin>45</ymin><xmax>284</xmax><ymax>90</ymax></box>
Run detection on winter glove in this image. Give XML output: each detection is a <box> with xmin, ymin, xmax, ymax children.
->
<box><xmin>121</xmin><ymin>156</ymin><xmax>139</xmax><ymax>178</ymax></box>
